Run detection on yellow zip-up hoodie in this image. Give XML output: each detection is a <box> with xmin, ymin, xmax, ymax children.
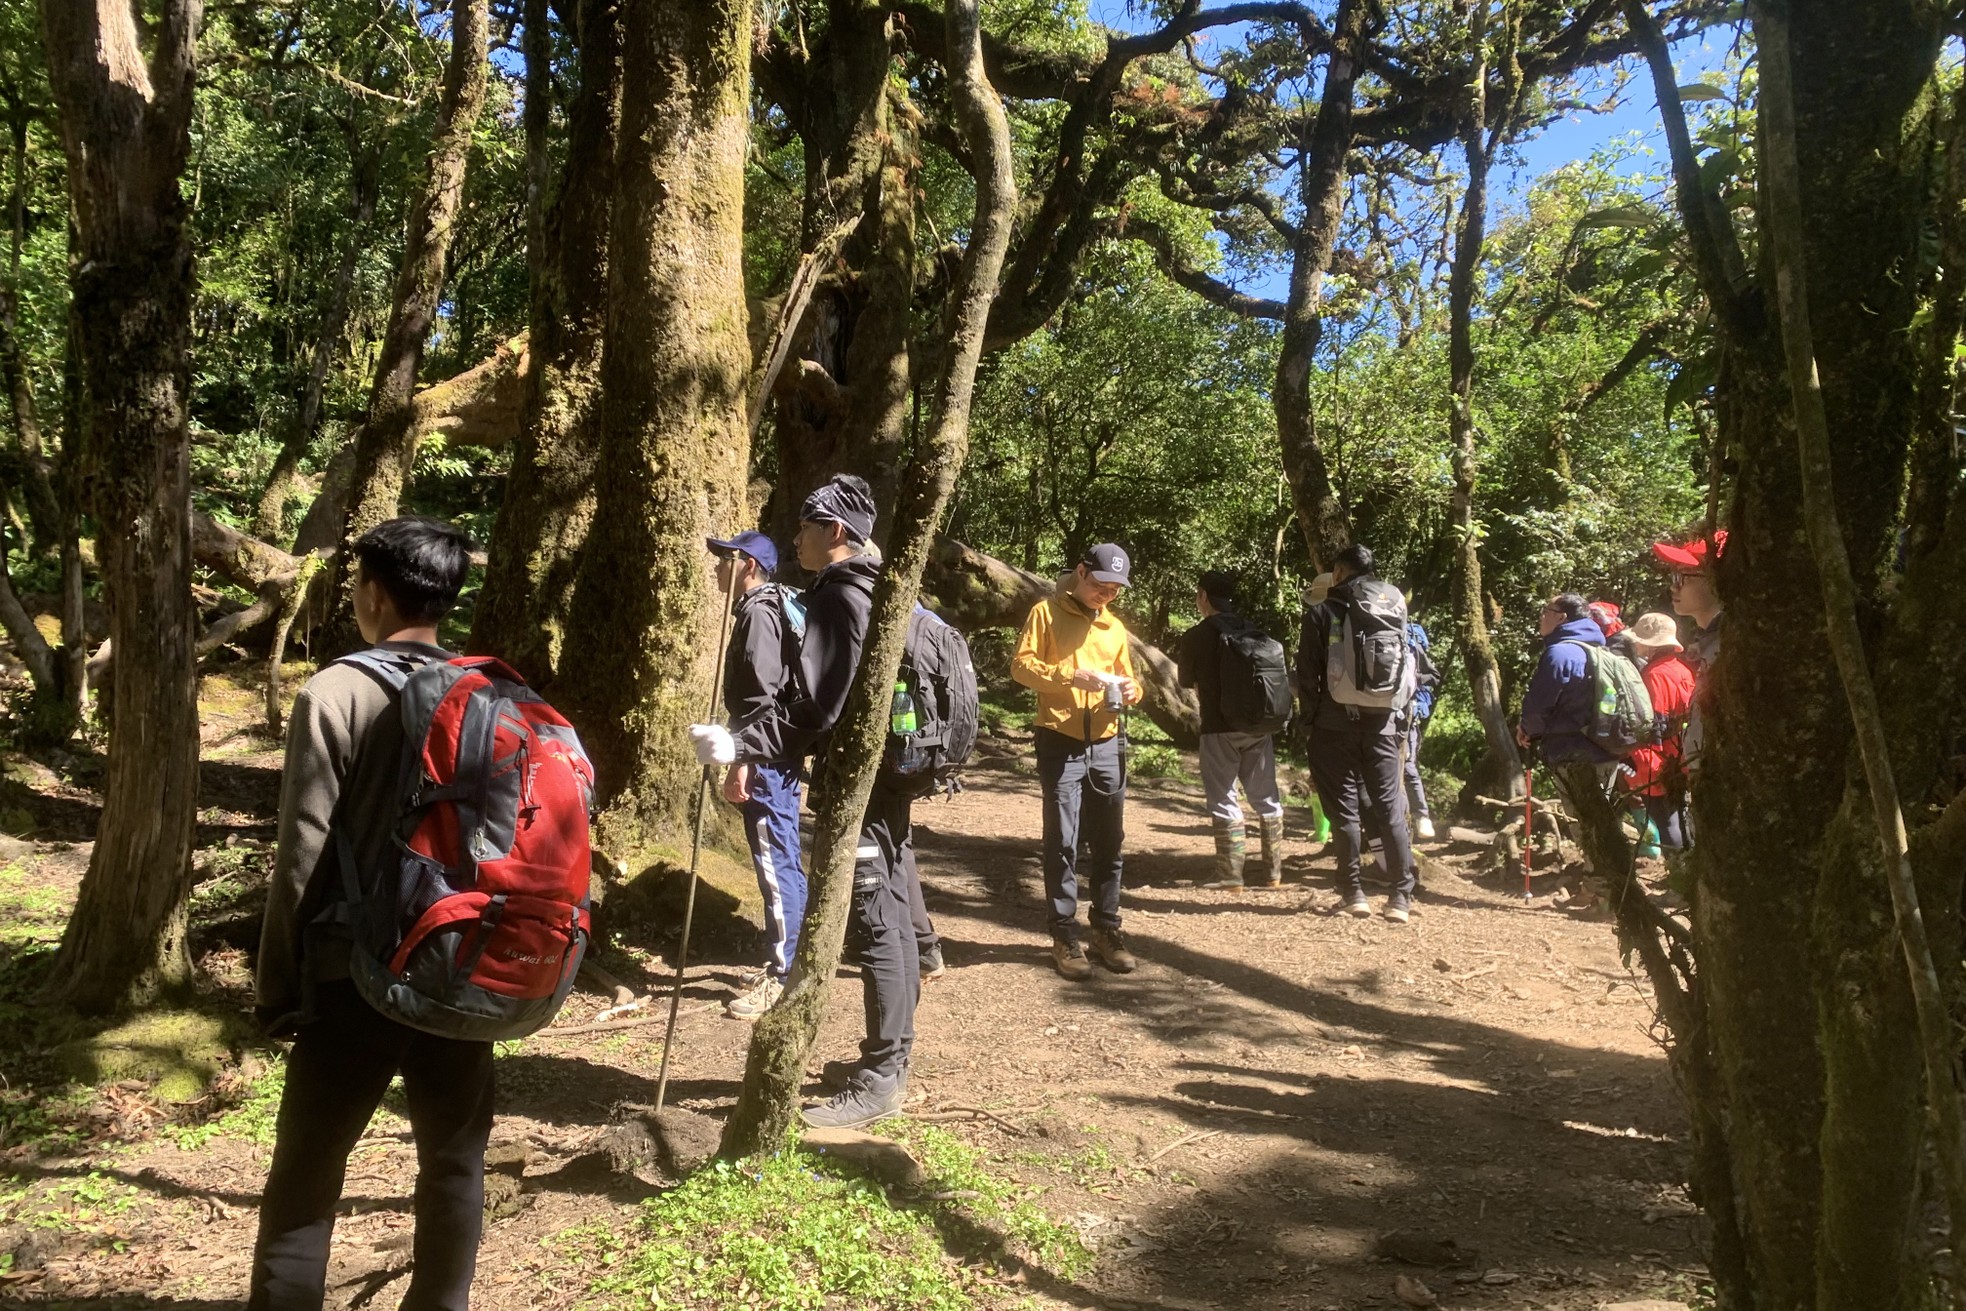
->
<box><xmin>1012</xmin><ymin>588</ymin><xmax>1137</xmax><ymax>742</ymax></box>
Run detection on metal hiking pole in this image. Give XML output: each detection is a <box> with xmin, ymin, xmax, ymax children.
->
<box><xmin>1520</xmin><ymin>747</ymin><xmax>1536</xmax><ymax>903</ymax></box>
<box><xmin>654</xmin><ymin>559</ymin><xmax>742</xmax><ymax>1113</ymax></box>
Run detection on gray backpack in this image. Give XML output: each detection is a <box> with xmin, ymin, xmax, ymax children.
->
<box><xmin>1323</xmin><ymin>579</ymin><xmax>1414</xmax><ymax>711</ymax></box>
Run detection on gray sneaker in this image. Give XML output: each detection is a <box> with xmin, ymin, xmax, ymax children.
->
<box><xmin>1336</xmin><ymin>892</ymin><xmax>1371</xmax><ymax>918</ymax></box>
<box><xmin>725</xmin><ymin>973</ymin><xmax>784</xmax><ymax>1020</ymax></box>
<box><xmin>800</xmin><ymin>1073</ymin><xmax>906</xmax><ymax>1130</ymax></box>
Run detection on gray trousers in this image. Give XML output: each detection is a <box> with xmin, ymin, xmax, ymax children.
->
<box><xmin>844</xmin><ymin>783</ymin><xmax>918</xmax><ymax>1082</ymax></box>
<box><xmin>1199</xmin><ymin>730</ymin><xmax>1284</xmax><ymax>823</ymax></box>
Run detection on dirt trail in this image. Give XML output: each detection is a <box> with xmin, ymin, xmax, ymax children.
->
<box><xmin>0</xmin><ymin>727</ymin><xmax>1704</xmax><ymax>1310</ymax></box>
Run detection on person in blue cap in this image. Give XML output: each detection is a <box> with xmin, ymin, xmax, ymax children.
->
<box><xmin>702</xmin><ymin>529</ymin><xmax>808</xmax><ymax>1020</ymax></box>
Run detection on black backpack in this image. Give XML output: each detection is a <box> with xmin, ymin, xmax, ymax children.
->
<box><xmin>1215</xmin><ymin>615</ymin><xmax>1292</xmax><ymax>734</ymax></box>
<box><xmin>884</xmin><ymin>604</ymin><xmax>980</xmax><ymax>798</ymax></box>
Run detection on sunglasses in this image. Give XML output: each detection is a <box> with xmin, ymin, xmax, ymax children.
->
<box><xmin>1669</xmin><ymin>571</ymin><xmax>1707</xmax><ymax>587</ymax></box>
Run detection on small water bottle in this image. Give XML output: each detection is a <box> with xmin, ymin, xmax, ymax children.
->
<box><xmin>891</xmin><ymin>681</ymin><xmax>918</xmax><ymax>736</ymax></box>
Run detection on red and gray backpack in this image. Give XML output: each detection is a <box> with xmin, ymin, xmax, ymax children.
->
<box><xmin>330</xmin><ymin>650</ymin><xmax>595</xmax><ymax>1041</ymax></box>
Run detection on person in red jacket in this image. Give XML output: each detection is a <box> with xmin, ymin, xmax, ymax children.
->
<box><xmin>1624</xmin><ymin>611</ymin><xmax>1696</xmax><ymax>850</ymax></box>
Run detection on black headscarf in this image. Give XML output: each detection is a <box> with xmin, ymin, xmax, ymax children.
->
<box><xmin>800</xmin><ymin>473</ymin><xmax>876</xmax><ymax>545</ymax></box>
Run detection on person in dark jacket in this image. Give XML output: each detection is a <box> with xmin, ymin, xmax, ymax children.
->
<box><xmin>691</xmin><ymin>475</ymin><xmax>920</xmax><ymax>1129</ymax></box>
<box><xmin>250</xmin><ymin>517</ymin><xmax>488</xmax><ymax>1311</ymax></box>
<box><xmin>1517</xmin><ymin>593</ymin><xmax>1615</xmax><ymax>766</ymax></box>
<box><xmin>1297</xmin><ymin>543</ymin><xmax>1419</xmax><ymax>923</ymax></box>
<box><xmin>704</xmin><ymin>529</ymin><xmax>805</xmax><ymax>1021</ymax></box>
<box><xmin>1177</xmin><ymin>569</ymin><xmax>1286</xmax><ymax>888</ymax></box>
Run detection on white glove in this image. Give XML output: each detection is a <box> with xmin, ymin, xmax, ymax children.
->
<box><xmin>689</xmin><ymin>724</ymin><xmax>735</xmax><ymax>766</ymax></box>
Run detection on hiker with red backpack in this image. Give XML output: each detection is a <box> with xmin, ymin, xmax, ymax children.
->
<box><xmin>252</xmin><ymin>517</ymin><xmax>595</xmax><ymax>1311</ymax></box>
<box><xmin>1177</xmin><ymin>569</ymin><xmax>1291</xmax><ymax>889</ymax></box>
<box><xmin>703</xmin><ymin>530</ymin><xmax>808</xmax><ymax>1021</ymax></box>
<box><xmin>1297</xmin><ymin>543</ymin><xmax>1420</xmax><ymax>923</ymax></box>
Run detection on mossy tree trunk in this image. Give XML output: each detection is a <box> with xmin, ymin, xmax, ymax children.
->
<box><xmin>762</xmin><ymin>0</ymin><xmax>919</xmax><ymax>554</ymax></box>
<box><xmin>550</xmin><ymin>0</ymin><xmax>753</xmax><ymax>848</ymax></box>
<box><xmin>1270</xmin><ymin>0</ymin><xmax>1367</xmax><ymax>575</ymax></box>
<box><xmin>1445</xmin><ymin>0</ymin><xmax>1523</xmax><ymax>804</ymax></box>
<box><xmin>331</xmin><ymin>0</ymin><xmax>488</xmax><ymax>620</ymax></box>
<box><xmin>471</xmin><ymin>0</ymin><xmax>620</xmax><ymax>687</ymax></box>
<box><xmin>37</xmin><ymin>0</ymin><xmax>203</xmax><ymax>1012</ymax></box>
<box><xmin>721</xmin><ymin>0</ymin><xmax>1016</xmax><ymax>1156</ymax></box>
<box><xmin>1620</xmin><ymin>1</ymin><xmax>1962</xmax><ymax>1303</ymax></box>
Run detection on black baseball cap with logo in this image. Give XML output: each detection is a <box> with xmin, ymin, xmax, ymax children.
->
<box><xmin>1081</xmin><ymin>543</ymin><xmax>1131</xmax><ymax>587</ymax></box>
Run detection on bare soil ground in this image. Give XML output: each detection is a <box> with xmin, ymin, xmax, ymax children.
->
<box><xmin>0</xmin><ymin>675</ymin><xmax>1705</xmax><ymax>1310</ymax></box>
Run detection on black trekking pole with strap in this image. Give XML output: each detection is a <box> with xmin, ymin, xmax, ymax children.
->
<box><xmin>654</xmin><ymin>562</ymin><xmax>743</xmax><ymax>1113</ymax></box>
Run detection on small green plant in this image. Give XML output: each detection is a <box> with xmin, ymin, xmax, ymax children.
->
<box><xmin>165</xmin><ymin>1059</ymin><xmax>285</xmax><ymax>1150</ymax></box>
<box><xmin>1125</xmin><ymin>743</ymin><xmax>1188</xmax><ymax>781</ymax></box>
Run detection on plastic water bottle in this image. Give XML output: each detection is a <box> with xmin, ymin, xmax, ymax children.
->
<box><xmin>891</xmin><ymin>681</ymin><xmax>918</xmax><ymax>736</ymax></box>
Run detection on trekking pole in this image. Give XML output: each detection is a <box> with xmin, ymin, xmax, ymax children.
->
<box><xmin>1520</xmin><ymin>747</ymin><xmax>1536</xmax><ymax>903</ymax></box>
<box><xmin>654</xmin><ymin>561</ymin><xmax>743</xmax><ymax>1113</ymax></box>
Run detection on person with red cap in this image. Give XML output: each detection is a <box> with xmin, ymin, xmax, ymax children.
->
<box><xmin>1651</xmin><ymin>529</ymin><xmax>1726</xmax><ymax>766</ymax></box>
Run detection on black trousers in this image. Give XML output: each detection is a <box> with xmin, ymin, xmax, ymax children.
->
<box><xmin>1308</xmin><ymin>724</ymin><xmax>1416</xmax><ymax>901</ymax></box>
<box><xmin>844</xmin><ymin>782</ymin><xmax>919</xmax><ymax>1083</ymax></box>
<box><xmin>1036</xmin><ymin>727</ymin><xmax>1127</xmax><ymax>941</ymax></box>
<box><xmin>249</xmin><ymin>981</ymin><xmax>495</xmax><ymax>1311</ymax></box>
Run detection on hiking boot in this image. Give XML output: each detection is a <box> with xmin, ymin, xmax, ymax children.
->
<box><xmin>1087</xmin><ymin>927</ymin><xmax>1138</xmax><ymax>974</ymax></box>
<box><xmin>1250</xmin><ymin>814</ymin><xmax>1285</xmax><ymax>887</ymax></box>
<box><xmin>1383</xmin><ymin>895</ymin><xmax>1411</xmax><ymax>925</ymax></box>
<box><xmin>725</xmin><ymin>973</ymin><xmax>784</xmax><ymax>1020</ymax></box>
<box><xmin>1051</xmin><ymin>937</ymin><xmax>1093</xmax><ymax>981</ymax></box>
<box><xmin>1201</xmin><ymin>818</ymin><xmax>1247</xmax><ymax>888</ymax></box>
<box><xmin>1414</xmin><ymin>815</ymin><xmax>1437</xmax><ymax>841</ymax></box>
<box><xmin>919</xmin><ymin>940</ymin><xmax>947</xmax><ymax>981</ymax></box>
<box><xmin>800</xmin><ymin>1072</ymin><xmax>906</xmax><ymax>1130</ymax></box>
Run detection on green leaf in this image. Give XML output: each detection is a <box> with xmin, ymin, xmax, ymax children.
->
<box><xmin>1665</xmin><ymin>352</ymin><xmax>1718</xmax><ymax>415</ymax></box>
<box><xmin>1677</xmin><ymin>83</ymin><xmax>1729</xmax><ymax>102</ymax></box>
<box><xmin>1576</xmin><ymin>206</ymin><xmax>1654</xmax><ymax>231</ymax></box>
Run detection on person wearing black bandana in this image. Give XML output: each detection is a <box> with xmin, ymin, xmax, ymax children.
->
<box><xmin>691</xmin><ymin>473</ymin><xmax>921</xmax><ymax>1129</ymax></box>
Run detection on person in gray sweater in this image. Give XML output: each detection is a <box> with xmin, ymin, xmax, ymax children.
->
<box><xmin>249</xmin><ymin>516</ymin><xmax>486</xmax><ymax>1311</ymax></box>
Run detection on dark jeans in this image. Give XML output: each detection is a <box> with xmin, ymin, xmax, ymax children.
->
<box><xmin>844</xmin><ymin>782</ymin><xmax>919</xmax><ymax>1082</ymax></box>
<box><xmin>901</xmin><ymin>843</ymin><xmax>938</xmax><ymax>951</ymax></box>
<box><xmin>1644</xmin><ymin>792</ymin><xmax>1690</xmax><ymax>851</ymax></box>
<box><xmin>249</xmin><ymin>981</ymin><xmax>495</xmax><ymax>1311</ymax></box>
<box><xmin>1308</xmin><ymin>724</ymin><xmax>1416</xmax><ymax>901</ymax></box>
<box><xmin>1036</xmin><ymin>727</ymin><xmax>1127</xmax><ymax>941</ymax></box>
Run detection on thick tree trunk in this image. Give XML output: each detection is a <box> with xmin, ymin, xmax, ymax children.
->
<box><xmin>1626</xmin><ymin>0</ymin><xmax>1951</xmax><ymax>1303</ymax></box>
<box><xmin>550</xmin><ymin>0</ymin><xmax>753</xmax><ymax>850</ymax></box>
<box><xmin>252</xmin><ymin>141</ymin><xmax>379</xmax><ymax>543</ymax></box>
<box><xmin>721</xmin><ymin>0</ymin><xmax>1016</xmax><ymax>1155</ymax></box>
<box><xmin>1271</xmin><ymin>0</ymin><xmax>1366</xmax><ymax>573</ymax></box>
<box><xmin>471</xmin><ymin>0</ymin><xmax>620</xmax><ymax>687</ymax></box>
<box><xmin>1445</xmin><ymin>1</ymin><xmax>1521</xmax><ymax>805</ymax></box>
<box><xmin>37</xmin><ymin>0</ymin><xmax>204</xmax><ymax>1012</ymax></box>
<box><xmin>767</xmin><ymin>0</ymin><xmax>918</xmax><ymax>554</ymax></box>
<box><xmin>333</xmin><ymin>0</ymin><xmax>489</xmax><ymax>606</ymax></box>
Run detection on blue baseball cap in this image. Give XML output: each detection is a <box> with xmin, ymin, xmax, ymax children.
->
<box><xmin>706</xmin><ymin>530</ymin><xmax>778</xmax><ymax>575</ymax></box>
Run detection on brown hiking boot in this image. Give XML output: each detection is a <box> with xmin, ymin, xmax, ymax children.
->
<box><xmin>1087</xmin><ymin>927</ymin><xmax>1138</xmax><ymax>974</ymax></box>
<box><xmin>1051</xmin><ymin>937</ymin><xmax>1093</xmax><ymax>980</ymax></box>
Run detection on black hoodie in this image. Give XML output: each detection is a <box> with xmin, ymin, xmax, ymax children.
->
<box><xmin>725</xmin><ymin>584</ymin><xmax>791</xmax><ymax>758</ymax></box>
<box><xmin>732</xmin><ymin>554</ymin><xmax>880</xmax><ymax>764</ymax></box>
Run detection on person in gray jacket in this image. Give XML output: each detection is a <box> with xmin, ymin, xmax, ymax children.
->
<box><xmin>250</xmin><ymin>516</ymin><xmax>487</xmax><ymax>1311</ymax></box>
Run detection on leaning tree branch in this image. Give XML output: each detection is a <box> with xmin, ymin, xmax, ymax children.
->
<box><xmin>1124</xmin><ymin>215</ymin><xmax>1289</xmax><ymax>320</ymax></box>
<box><xmin>1754</xmin><ymin>5</ymin><xmax>1966</xmax><ymax>1299</ymax></box>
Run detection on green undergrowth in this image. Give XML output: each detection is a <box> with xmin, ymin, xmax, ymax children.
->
<box><xmin>163</xmin><ymin>1056</ymin><xmax>286</xmax><ymax>1150</ymax></box>
<box><xmin>557</xmin><ymin>1122</ymin><xmax>1090</xmax><ymax>1310</ymax></box>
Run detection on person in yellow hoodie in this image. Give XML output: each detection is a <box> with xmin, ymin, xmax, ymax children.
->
<box><xmin>1013</xmin><ymin>544</ymin><xmax>1144</xmax><ymax>979</ymax></box>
